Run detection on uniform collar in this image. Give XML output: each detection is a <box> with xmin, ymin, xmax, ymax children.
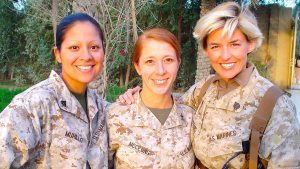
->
<box><xmin>130</xmin><ymin>92</ymin><xmax>186</xmax><ymax>130</ymax></box>
<box><xmin>49</xmin><ymin>70</ymin><xmax>99</xmax><ymax>123</ymax></box>
<box><xmin>214</xmin><ymin>62</ymin><xmax>255</xmax><ymax>87</ymax></box>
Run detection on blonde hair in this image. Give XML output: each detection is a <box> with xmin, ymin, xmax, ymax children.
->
<box><xmin>193</xmin><ymin>2</ymin><xmax>263</xmax><ymax>50</ymax></box>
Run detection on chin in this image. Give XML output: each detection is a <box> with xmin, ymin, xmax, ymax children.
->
<box><xmin>78</xmin><ymin>77</ymin><xmax>95</xmax><ymax>84</ymax></box>
<box><xmin>220</xmin><ymin>73</ymin><xmax>238</xmax><ymax>80</ymax></box>
<box><xmin>152</xmin><ymin>88</ymin><xmax>172</xmax><ymax>96</ymax></box>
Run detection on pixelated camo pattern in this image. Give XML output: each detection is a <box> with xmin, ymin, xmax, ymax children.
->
<box><xmin>0</xmin><ymin>70</ymin><xmax>110</xmax><ymax>169</ymax></box>
<box><xmin>108</xmin><ymin>92</ymin><xmax>195</xmax><ymax>169</ymax></box>
<box><xmin>182</xmin><ymin>68</ymin><xmax>300</xmax><ymax>169</ymax></box>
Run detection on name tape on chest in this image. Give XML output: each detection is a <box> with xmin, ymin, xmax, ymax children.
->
<box><xmin>129</xmin><ymin>142</ymin><xmax>155</xmax><ymax>156</ymax></box>
<box><xmin>209</xmin><ymin>130</ymin><xmax>237</xmax><ymax>142</ymax></box>
<box><xmin>65</xmin><ymin>130</ymin><xmax>83</xmax><ymax>143</ymax></box>
<box><xmin>92</xmin><ymin>119</ymin><xmax>105</xmax><ymax>143</ymax></box>
<box><xmin>179</xmin><ymin>144</ymin><xmax>192</xmax><ymax>156</ymax></box>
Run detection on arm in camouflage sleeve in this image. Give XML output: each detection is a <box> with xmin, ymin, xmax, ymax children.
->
<box><xmin>0</xmin><ymin>95</ymin><xmax>42</xmax><ymax>168</ymax></box>
<box><xmin>181</xmin><ymin>77</ymin><xmax>208</xmax><ymax>109</ymax></box>
<box><xmin>260</xmin><ymin>95</ymin><xmax>300</xmax><ymax>169</ymax></box>
<box><xmin>107</xmin><ymin>103</ymin><xmax>118</xmax><ymax>169</ymax></box>
<box><xmin>181</xmin><ymin>83</ymin><xmax>200</xmax><ymax>108</ymax></box>
<box><xmin>108</xmin><ymin>145</ymin><xmax>116</xmax><ymax>169</ymax></box>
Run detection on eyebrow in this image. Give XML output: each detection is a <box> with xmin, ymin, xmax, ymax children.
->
<box><xmin>143</xmin><ymin>56</ymin><xmax>154</xmax><ymax>59</ymax></box>
<box><xmin>207</xmin><ymin>43</ymin><xmax>220</xmax><ymax>46</ymax></box>
<box><xmin>208</xmin><ymin>39</ymin><xmax>241</xmax><ymax>45</ymax></box>
<box><xmin>229</xmin><ymin>39</ymin><xmax>241</xmax><ymax>43</ymax></box>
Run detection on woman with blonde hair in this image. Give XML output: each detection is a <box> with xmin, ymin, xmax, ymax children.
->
<box><xmin>183</xmin><ymin>2</ymin><xmax>300</xmax><ymax>168</ymax></box>
<box><xmin>118</xmin><ymin>2</ymin><xmax>300</xmax><ymax>169</ymax></box>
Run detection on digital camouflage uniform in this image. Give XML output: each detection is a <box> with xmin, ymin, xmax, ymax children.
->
<box><xmin>108</xmin><ymin>92</ymin><xmax>195</xmax><ymax>169</ymax></box>
<box><xmin>182</xmin><ymin>66</ymin><xmax>300</xmax><ymax>169</ymax></box>
<box><xmin>0</xmin><ymin>70</ymin><xmax>109</xmax><ymax>169</ymax></box>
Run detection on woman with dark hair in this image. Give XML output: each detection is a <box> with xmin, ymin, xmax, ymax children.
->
<box><xmin>108</xmin><ymin>28</ymin><xmax>195</xmax><ymax>168</ymax></box>
<box><xmin>0</xmin><ymin>13</ymin><xmax>109</xmax><ymax>168</ymax></box>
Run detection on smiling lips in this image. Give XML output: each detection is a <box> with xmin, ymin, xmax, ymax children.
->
<box><xmin>221</xmin><ymin>62</ymin><xmax>235</xmax><ymax>69</ymax></box>
<box><xmin>76</xmin><ymin>65</ymin><xmax>93</xmax><ymax>72</ymax></box>
<box><xmin>153</xmin><ymin>79</ymin><xmax>168</xmax><ymax>85</ymax></box>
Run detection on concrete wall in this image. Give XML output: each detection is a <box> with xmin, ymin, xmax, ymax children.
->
<box><xmin>266</xmin><ymin>6</ymin><xmax>293</xmax><ymax>88</ymax></box>
<box><xmin>253</xmin><ymin>5</ymin><xmax>293</xmax><ymax>88</ymax></box>
<box><xmin>195</xmin><ymin>50</ymin><xmax>211</xmax><ymax>82</ymax></box>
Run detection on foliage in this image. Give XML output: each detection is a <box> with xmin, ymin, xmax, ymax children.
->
<box><xmin>249</xmin><ymin>57</ymin><xmax>269</xmax><ymax>78</ymax></box>
<box><xmin>0</xmin><ymin>84</ymin><xmax>127</xmax><ymax>112</ymax></box>
<box><xmin>0</xmin><ymin>88</ymin><xmax>25</xmax><ymax>112</ymax></box>
<box><xmin>1</xmin><ymin>0</ymin><xmax>298</xmax><ymax>93</ymax></box>
<box><xmin>0</xmin><ymin>0</ymin><xmax>26</xmax><ymax>81</ymax></box>
<box><xmin>135</xmin><ymin>0</ymin><xmax>201</xmax><ymax>90</ymax></box>
<box><xmin>14</xmin><ymin>0</ymin><xmax>58</xmax><ymax>85</ymax></box>
<box><xmin>0</xmin><ymin>0</ymin><xmax>211</xmax><ymax>92</ymax></box>
<box><xmin>106</xmin><ymin>85</ymin><xmax>127</xmax><ymax>102</ymax></box>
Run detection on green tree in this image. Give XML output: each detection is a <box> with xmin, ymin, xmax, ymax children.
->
<box><xmin>14</xmin><ymin>0</ymin><xmax>68</xmax><ymax>85</ymax></box>
<box><xmin>0</xmin><ymin>0</ymin><xmax>26</xmax><ymax>81</ymax></box>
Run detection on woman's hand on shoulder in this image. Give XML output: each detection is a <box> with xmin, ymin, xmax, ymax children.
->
<box><xmin>116</xmin><ymin>86</ymin><xmax>141</xmax><ymax>105</ymax></box>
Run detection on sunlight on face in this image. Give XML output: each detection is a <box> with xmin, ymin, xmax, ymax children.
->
<box><xmin>205</xmin><ymin>28</ymin><xmax>256</xmax><ymax>81</ymax></box>
<box><xmin>134</xmin><ymin>39</ymin><xmax>180</xmax><ymax>97</ymax></box>
<box><xmin>54</xmin><ymin>21</ymin><xmax>104</xmax><ymax>92</ymax></box>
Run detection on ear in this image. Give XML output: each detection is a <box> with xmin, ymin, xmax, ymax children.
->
<box><xmin>134</xmin><ymin>62</ymin><xmax>141</xmax><ymax>75</ymax></box>
<box><xmin>247</xmin><ymin>39</ymin><xmax>257</xmax><ymax>54</ymax></box>
<box><xmin>203</xmin><ymin>47</ymin><xmax>209</xmax><ymax>56</ymax></box>
<box><xmin>177</xmin><ymin>58</ymin><xmax>182</xmax><ymax>68</ymax></box>
<box><xmin>54</xmin><ymin>47</ymin><xmax>62</xmax><ymax>63</ymax></box>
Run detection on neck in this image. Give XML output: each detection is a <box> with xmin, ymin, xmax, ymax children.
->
<box><xmin>61</xmin><ymin>74</ymin><xmax>87</xmax><ymax>94</ymax></box>
<box><xmin>66</xmin><ymin>82</ymin><xmax>87</xmax><ymax>94</ymax></box>
<box><xmin>140</xmin><ymin>90</ymin><xmax>173</xmax><ymax>109</ymax></box>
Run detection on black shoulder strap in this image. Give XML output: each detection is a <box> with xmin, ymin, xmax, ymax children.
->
<box><xmin>248</xmin><ymin>85</ymin><xmax>283</xmax><ymax>169</ymax></box>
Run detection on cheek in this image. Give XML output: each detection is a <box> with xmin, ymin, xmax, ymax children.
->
<box><xmin>231</xmin><ymin>50</ymin><xmax>248</xmax><ymax>69</ymax></box>
<box><xmin>206</xmin><ymin>51</ymin><xmax>220</xmax><ymax>62</ymax></box>
<box><xmin>94</xmin><ymin>52</ymin><xmax>105</xmax><ymax>62</ymax></box>
<box><xmin>171</xmin><ymin>64</ymin><xmax>180</xmax><ymax>75</ymax></box>
<box><xmin>93</xmin><ymin>54</ymin><xmax>105</xmax><ymax>75</ymax></box>
<box><xmin>140</xmin><ymin>68</ymin><xmax>151</xmax><ymax>77</ymax></box>
<box><xmin>61</xmin><ymin>52</ymin><xmax>78</xmax><ymax>64</ymax></box>
<box><xmin>139</xmin><ymin>66</ymin><xmax>157</xmax><ymax>81</ymax></box>
<box><xmin>233</xmin><ymin>48</ymin><xmax>248</xmax><ymax>59</ymax></box>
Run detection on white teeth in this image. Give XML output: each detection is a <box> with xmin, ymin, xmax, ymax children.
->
<box><xmin>77</xmin><ymin>66</ymin><xmax>92</xmax><ymax>70</ymax></box>
<box><xmin>221</xmin><ymin>63</ymin><xmax>234</xmax><ymax>69</ymax></box>
<box><xmin>155</xmin><ymin>79</ymin><xmax>166</xmax><ymax>84</ymax></box>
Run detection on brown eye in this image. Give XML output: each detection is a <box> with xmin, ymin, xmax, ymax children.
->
<box><xmin>210</xmin><ymin>45</ymin><xmax>219</xmax><ymax>50</ymax></box>
<box><xmin>165</xmin><ymin>58</ymin><xmax>174</xmax><ymax>63</ymax></box>
<box><xmin>232</xmin><ymin>43</ymin><xmax>240</xmax><ymax>47</ymax></box>
<box><xmin>145</xmin><ymin>59</ymin><xmax>154</xmax><ymax>64</ymax></box>
<box><xmin>69</xmin><ymin>46</ymin><xmax>79</xmax><ymax>51</ymax></box>
<box><xmin>91</xmin><ymin>45</ymin><xmax>99</xmax><ymax>50</ymax></box>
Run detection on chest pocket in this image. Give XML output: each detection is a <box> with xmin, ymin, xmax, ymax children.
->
<box><xmin>49</xmin><ymin>111</ymin><xmax>88</xmax><ymax>166</ymax></box>
<box><xmin>116</xmin><ymin>142</ymin><xmax>155</xmax><ymax>168</ymax></box>
<box><xmin>207</xmin><ymin>124</ymin><xmax>243</xmax><ymax>158</ymax></box>
<box><xmin>203</xmin><ymin>91</ymin><xmax>250</xmax><ymax>158</ymax></box>
<box><xmin>174</xmin><ymin>143</ymin><xmax>195</xmax><ymax>169</ymax></box>
<box><xmin>213</xmin><ymin>95</ymin><xmax>245</xmax><ymax>113</ymax></box>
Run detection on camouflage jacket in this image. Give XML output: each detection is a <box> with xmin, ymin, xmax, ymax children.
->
<box><xmin>0</xmin><ymin>70</ymin><xmax>109</xmax><ymax>169</ymax></box>
<box><xmin>182</xmin><ymin>68</ymin><xmax>300</xmax><ymax>169</ymax></box>
<box><xmin>108</xmin><ymin>92</ymin><xmax>195</xmax><ymax>169</ymax></box>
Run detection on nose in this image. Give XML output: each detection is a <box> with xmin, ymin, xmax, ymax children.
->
<box><xmin>221</xmin><ymin>46</ymin><xmax>231</xmax><ymax>60</ymax></box>
<box><xmin>157</xmin><ymin>61</ymin><xmax>166</xmax><ymax>75</ymax></box>
<box><xmin>80</xmin><ymin>47</ymin><xmax>92</xmax><ymax>60</ymax></box>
